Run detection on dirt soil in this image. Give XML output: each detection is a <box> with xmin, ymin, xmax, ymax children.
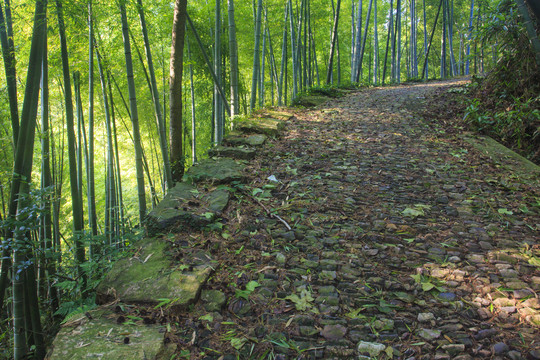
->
<box><xmin>147</xmin><ymin>80</ymin><xmax>540</xmax><ymax>360</ymax></box>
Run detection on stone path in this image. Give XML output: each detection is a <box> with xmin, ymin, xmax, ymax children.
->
<box><xmin>50</xmin><ymin>80</ymin><xmax>540</xmax><ymax>360</ymax></box>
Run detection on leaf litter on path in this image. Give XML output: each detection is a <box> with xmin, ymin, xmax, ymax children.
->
<box><xmin>161</xmin><ymin>80</ymin><xmax>540</xmax><ymax>359</ymax></box>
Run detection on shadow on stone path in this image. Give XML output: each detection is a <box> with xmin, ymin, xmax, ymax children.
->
<box><xmin>51</xmin><ymin>80</ymin><xmax>540</xmax><ymax>360</ymax></box>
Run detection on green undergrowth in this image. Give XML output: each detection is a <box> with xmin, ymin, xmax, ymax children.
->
<box><xmin>462</xmin><ymin>0</ymin><xmax>540</xmax><ymax>164</ymax></box>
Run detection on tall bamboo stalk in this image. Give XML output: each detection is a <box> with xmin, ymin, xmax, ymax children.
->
<box><xmin>373</xmin><ymin>0</ymin><xmax>378</xmax><ymax>84</ymax></box>
<box><xmin>278</xmin><ymin>3</ymin><xmax>288</xmax><ymax>106</ymax></box>
<box><xmin>10</xmin><ymin>1</ymin><xmax>47</xmax><ymax>357</ymax></box>
<box><xmin>136</xmin><ymin>0</ymin><xmax>173</xmax><ymax>189</ymax></box>
<box><xmin>326</xmin><ymin>0</ymin><xmax>341</xmax><ymax>84</ymax></box>
<box><xmin>87</xmin><ymin>0</ymin><xmax>98</xmax><ymax>237</ymax></box>
<box><xmin>119</xmin><ymin>0</ymin><xmax>146</xmax><ymax>222</ymax></box>
<box><xmin>56</xmin><ymin>0</ymin><xmax>86</xmax><ymax>289</ymax></box>
<box><xmin>0</xmin><ymin>0</ymin><xmax>19</xmax><ymax>145</ymax></box>
<box><xmin>355</xmin><ymin>0</ymin><xmax>373</xmax><ymax>82</ymax></box>
<box><xmin>170</xmin><ymin>0</ymin><xmax>188</xmax><ymax>181</ymax></box>
<box><xmin>228</xmin><ymin>0</ymin><xmax>240</xmax><ymax>116</ymax></box>
<box><xmin>214</xmin><ymin>0</ymin><xmax>224</xmax><ymax>143</ymax></box>
<box><xmin>250</xmin><ymin>0</ymin><xmax>263</xmax><ymax>111</ymax></box>
<box><xmin>39</xmin><ymin>20</ymin><xmax>58</xmax><ymax>314</ymax></box>
<box><xmin>187</xmin><ymin>38</ymin><xmax>197</xmax><ymax>163</ymax></box>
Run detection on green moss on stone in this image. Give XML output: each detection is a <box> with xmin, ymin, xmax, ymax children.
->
<box><xmin>47</xmin><ymin>308</ymin><xmax>175</xmax><ymax>360</ymax></box>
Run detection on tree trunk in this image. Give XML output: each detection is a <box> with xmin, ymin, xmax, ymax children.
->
<box><xmin>228</xmin><ymin>0</ymin><xmax>240</xmax><ymax>116</ymax></box>
<box><xmin>56</xmin><ymin>0</ymin><xmax>86</xmax><ymax>288</ymax></box>
<box><xmin>288</xmin><ymin>0</ymin><xmax>298</xmax><ymax>98</ymax></box>
<box><xmin>10</xmin><ymin>0</ymin><xmax>48</xmax><ymax>357</ymax></box>
<box><xmin>87</xmin><ymin>0</ymin><xmax>98</xmax><ymax>237</ymax></box>
<box><xmin>170</xmin><ymin>0</ymin><xmax>187</xmax><ymax>181</ymax></box>
<box><xmin>187</xmin><ymin>38</ymin><xmax>197</xmax><ymax>163</ymax></box>
<box><xmin>0</xmin><ymin>0</ymin><xmax>19</xmax><ymax>145</ymax></box>
<box><xmin>423</xmin><ymin>0</ymin><xmax>429</xmax><ymax>77</ymax></box>
<box><xmin>137</xmin><ymin>0</ymin><xmax>173</xmax><ymax>189</ymax></box>
<box><xmin>119</xmin><ymin>0</ymin><xmax>147</xmax><ymax>221</ymax></box>
<box><xmin>214</xmin><ymin>0</ymin><xmax>224</xmax><ymax>143</ymax></box>
<box><xmin>352</xmin><ymin>0</ymin><xmax>362</xmax><ymax>82</ymax></box>
<box><xmin>39</xmin><ymin>21</ymin><xmax>59</xmax><ymax>314</ymax></box>
<box><xmin>421</xmin><ymin>0</ymin><xmax>443</xmax><ymax>79</ymax></box>
<box><xmin>373</xmin><ymin>0</ymin><xmax>378</xmax><ymax>84</ymax></box>
<box><xmin>186</xmin><ymin>14</ymin><xmax>230</xmax><ymax>115</ymax></box>
<box><xmin>326</xmin><ymin>0</ymin><xmax>341</xmax><ymax>84</ymax></box>
<box><xmin>355</xmin><ymin>0</ymin><xmax>373</xmax><ymax>82</ymax></box>
<box><xmin>250</xmin><ymin>0</ymin><xmax>263</xmax><ymax>111</ymax></box>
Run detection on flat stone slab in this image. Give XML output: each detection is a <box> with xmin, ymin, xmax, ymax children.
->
<box><xmin>235</xmin><ymin>117</ymin><xmax>285</xmax><ymax>136</ymax></box>
<box><xmin>96</xmin><ymin>238</ymin><xmax>214</xmax><ymax>306</ymax></box>
<box><xmin>184</xmin><ymin>158</ymin><xmax>245</xmax><ymax>184</ymax></box>
<box><xmin>208</xmin><ymin>145</ymin><xmax>256</xmax><ymax>160</ymax></box>
<box><xmin>224</xmin><ymin>132</ymin><xmax>267</xmax><ymax>146</ymax></box>
<box><xmin>464</xmin><ymin>134</ymin><xmax>540</xmax><ymax>186</ymax></box>
<box><xmin>46</xmin><ymin>308</ymin><xmax>175</xmax><ymax>360</ymax></box>
<box><xmin>146</xmin><ymin>182</ymin><xmax>229</xmax><ymax>232</ymax></box>
<box><xmin>293</xmin><ymin>95</ymin><xmax>329</xmax><ymax>108</ymax></box>
<box><xmin>260</xmin><ymin>110</ymin><xmax>294</xmax><ymax>120</ymax></box>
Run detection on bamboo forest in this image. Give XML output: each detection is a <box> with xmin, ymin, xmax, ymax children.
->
<box><xmin>1</xmin><ymin>0</ymin><xmax>539</xmax><ymax>358</ymax></box>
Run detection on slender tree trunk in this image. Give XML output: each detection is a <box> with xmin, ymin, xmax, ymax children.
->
<box><xmin>119</xmin><ymin>0</ymin><xmax>146</xmax><ymax>221</ymax></box>
<box><xmin>326</xmin><ymin>0</ymin><xmax>341</xmax><ymax>84</ymax></box>
<box><xmin>107</xmin><ymin>70</ymin><xmax>126</xmax><ymax>237</ymax></box>
<box><xmin>351</xmin><ymin>1</ymin><xmax>356</xmax><ymax>75</ymax></box>
<box><xmin>39</xmin><ymin>22</ymin><xmax>59</xmax><ymax>314</ymax></box>
<box><xmin>228</xmin><ymin>0</ymin><xmax>240</xmax><ymax>116</ymax></box>
<box><xmin>56</xmin><ymin>0</ymin><xmax>86</xmax><ymax>288</ymax></box>
<box><xmin>170</xmin><ymin>0</ymin><xmax>187</xmax><ymax>181</ymax></box>
<box><xmin>421</xmin><ymin>0</ymin><xmax>443</xmax><ymax>79</ymax></box>
<box><xmin>382</xmin><ymin>0</ymin><xmax>393</xmax><ymax>84</ymax></box>
<box><xmin>391</xmin><ymin>0</ymin><xmax>397</xmax><ymax>81</ymax></box>
<box><xmin>278</xmin><ymin>3</ymin><xmax>288</xmax><ymax>106</ymax></box>
<box><xmin>186</xmin><ymin>14</ymin><xmax>230</xmax><ymax>115</ymax></box>
<box><xmin>441</xmin><ymin>0</ymin><xmax>447</xmax><ymax>78</ymax></box>
<box><xmin>73</xmin><ymin>72</ymin><xmax>86</xmax><ymax>235</ymax></box>
<box><xmin>373</xmin><ymin>0</ymin><xmax>378</xmax><ymax>84</ymax></box>
<box><xmin>355</xmin><ymin>0</ymin><xmax>373</xmax><ymax>82</ymax></box>
<box><xmin>10</xmin><ymin>1</ymin><xmax>48</xmax><ymax>357</ymax></box>
<box><xmin>214</xmin><ymin>0</ymin><xmax>223</xmax><ymax>143</ymax></box>
<box><xmin>423</xmin><ymin>0</ymin><xmax>429</xmax><ymax>77</ymax></box>
<box><xmin>352</xmin><ymin>0</ymin><xmax>362</xmax><ymax>82</ymax></box>
<box><xmin>261</xmin><ymin>10</ymin><xmax>267</xmax><ymax>107</ymax></box>
<box><xmin>0</xmin><ymin>0</ymin><xmax>19</xmax><ymax>146</ymax></box>
<box><xmin>136</xmin><ymin>0</ymin><xmax>173</xmax><ymax>189</ymax></box>
<box><xmin>87</xmin><ymin>0</ymin><xmax>98</xmax><ymax>237</ymax></box>
<box><xmin>288</xmin><ymin>0</ymin><xmax>298</xmax><ymax>98</ymax></box>
<box><xmin>397</xmin><ymin>0</ymin><xmax>402</xmax><ymax>82</ymax></box>
<box><xmin>187</xmin><ymin>38</ymin><xmax>197</xmax><ymax>163</ymax></box>
<box><xmin>250</xmin><ymin>0</ymin><xmax>263</xmax><ymax>111</ymax></box>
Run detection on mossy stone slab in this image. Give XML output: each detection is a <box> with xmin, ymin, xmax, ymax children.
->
<box><xmin>293</xmin><ymin>95</ymin><xmax>329</xmax><ymax>108</ymax></box>
<box><xmin>46</xmin><ymin>308</ymin><xmax>175</xmax><ymax>360</ymax></box>
<box><xmin>235</xmin><ymin>118</ymin><xmax>285</xmax><ymax>136</ymax></box>
<box><xmin>184</xmin><ymin>158</ymin><xmax>245</xmax><ymax>184</ymax></box>
<box><xmin>96</xmin><ymin>239</ymin><xmax>213</xmax><ymax>306</ymax></box>
<box><xmin>224</xmin><ymin>133</ymin><xmax>267</xmax><ymax>146</ymax></box>
<box><xmin>261</xmin><ymin>110</ymin><xmax>294</xmax><ymax>120</ymax></box>
<box><xmin>464</xmin><ymin>135</ymin><xmax>540</xmax><ymax>186</ymax></box>
<box><xmin>146</xmin><ymin>183</ymin><xmax>229</xmax><ymax>232</ymax></box>
<box><xmin>208</xmin><ymin>145</ymin><xmax>256</xmax><ymax>160</ymax></box>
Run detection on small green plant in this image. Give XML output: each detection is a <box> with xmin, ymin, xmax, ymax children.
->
<box><xmin>234</xmin><ymin>280</ymin><xmax>260</xmax><ymax>300</ymax></box>
<box><xmin>154</xmin><ymin>298</ymin><xmax>180</xmax><ymax>310</ymax></box>
<box><xmin>284</xmin><ymin>288</ymin><xmax>314</xmax><ymax>311</ymax></box>
<box><xmin>410</xmin><ymin>274</ymin><xmax>446</xmax><ymax>292</ymax></box>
